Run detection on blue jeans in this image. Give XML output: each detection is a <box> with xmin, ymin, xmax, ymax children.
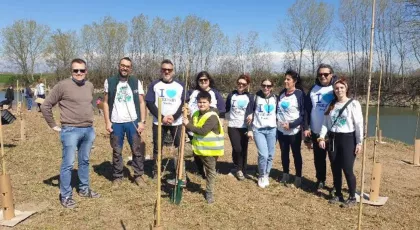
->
<box><xmin>25</xmin><ymin>97</ymin><xmax>32</xmax><ymax>110</ymax></box>
<box><xmin>253</xmin><ymin>127</ymin><xmax>277</xmax><ymax>177</ymax></box>
<box><xmin>60</xmin><ymin>126</ymin><xmax>95</xmax><ymax>198</ymax></box>
<box><xmin>110</xmin><ymin>121</ymin><xmax>144</xmax><ymax>178</ymax></box>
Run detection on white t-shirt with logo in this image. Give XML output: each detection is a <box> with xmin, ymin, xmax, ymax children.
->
<box><xmin>104</xmin><ymin>79</ymin><xmax>144</xmax><ymax>123</ymax></box>
<box><xmin>276</xmin><ymin>89</ymin><xmax>304</xmax><ymax>135</ymax></box>
<box><xmin>308</xmin><ymin>84</ymin><xmax>334</xmax><ymax>134</ymax></box>
<box><xmin>252</xmin><ymin>93</ymin><xmax>277</xmax><ymax>130</ymax></box>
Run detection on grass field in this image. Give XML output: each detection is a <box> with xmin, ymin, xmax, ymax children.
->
<box><xmin>1</xmin><ymin>108</ymin><xmax>419</xmax><ymax>229</ymax></box>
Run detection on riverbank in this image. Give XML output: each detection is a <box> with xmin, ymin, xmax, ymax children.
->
<box><xmin>357</xmin><ymin>94</ymin><xmax>420</xmax><ymax>108</ymax></box>
<box><xmin>1</xmin><ymin>109</ymin><xmax>419</xmax><ymax>229</ymax></box>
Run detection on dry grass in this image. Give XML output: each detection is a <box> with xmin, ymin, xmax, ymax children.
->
<box><xmin>1</xmin><ymin>109</ymin><xmax>419</xmax><ymax>230</ymax></box>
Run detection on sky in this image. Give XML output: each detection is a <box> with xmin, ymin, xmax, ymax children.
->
<box><xmin>0</xmin><ymin>0</ymin><xmax>341</xmax><ymax>52</ymax></box>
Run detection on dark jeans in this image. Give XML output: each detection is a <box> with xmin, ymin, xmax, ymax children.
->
<box><xmin>110</xmin><ymin>122</ymin><xmax>144</xmax><ymax>178</ymax></box>
<box><xmin>200</xmin><ymin>156</ymin><xmax>217</xmax><ymax>194</ymax></box>
<box><xmin>153</xmin><ymin>124</ymin><xmax>181</xmax><ymax>171</ymax></box>
<box><xmin>277</xmin><ymin>130</ymin><xmax>303</xmax><ymax>177</ymax></box>
<box><xmin>227</xmin><ymin>127</ymin><xmax>249</xmax><ymax>172</ymax></box>
<box><xmin>329</xmin><ymin>132</ymin><xmax>357</xmax><ymax>198</ymax></box>
<box><xmin>0</xmin><ymin>99</ymin><xmax>12</xmax><ymax>107</ymax></box>
<box><xmin>311</xmin><ymin>132</ymin><xmax>331</xmax><ymax>183</ymax></box>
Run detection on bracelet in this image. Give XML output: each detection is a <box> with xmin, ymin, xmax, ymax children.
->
<box><xmin>317</xmin><ymin>137</ymin><xmax>325</xmax><ymax>143</ymax></box>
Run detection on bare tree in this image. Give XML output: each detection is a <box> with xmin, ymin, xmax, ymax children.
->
<box><xmin>1</xmin><ymin>19</ymin><xmax>50</xmax><ymax>81</ymax></box>
<box><xmin>44</xmin><ymin>30</ymin><xmax>79</xmax><ymax>80</ymax></box>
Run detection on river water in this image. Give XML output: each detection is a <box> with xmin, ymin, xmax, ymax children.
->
<box><xmin>1</xmin><ymin>91</ymin><xmax>418</xmax><ymax>144</ymax></box>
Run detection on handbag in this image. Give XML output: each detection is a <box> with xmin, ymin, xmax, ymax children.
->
<box><xmin>326</xmin><ymin>99</ymin><xmax>353</xmax><ymax>152</ymax></box>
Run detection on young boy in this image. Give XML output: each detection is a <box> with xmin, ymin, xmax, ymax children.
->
<box><xmin>183</xmin><ymin>90</ymin><xmax>224</xmax><ymax>204</ymax></box>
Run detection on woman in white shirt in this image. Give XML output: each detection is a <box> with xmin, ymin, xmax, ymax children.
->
<box><xmin>248</xmin><ymin>79</ymin><xmax>277</xmax><ymax>188</ymax></box>
<box><xmin>318</xmin><ymin>77</ymin><xmax>363</xmax><ymax>208</ymax></box>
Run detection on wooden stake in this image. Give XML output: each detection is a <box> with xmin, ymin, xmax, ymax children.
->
<box><xmin>1</xmin><ymin>113</ymin><xmax>6</xmax><ymax>175</ymax></box>
<box><xmin>358</xmin><ymin>0</ymin><xmax>376</xmax><ymax>229</ymax></box>
<box><xmin>369</xmin><ymin>162</ymin><xmax>382</xmax><ymax>201</ymax></box>
<box><xmin>414</xmin><ymin>140</ymin><xmax>420</xmax><ymax>166</ymax></box>
<box><xmin>153</xmin><ymin>97</ymin><xmax>163</xmax><ymax>229</ymax></box>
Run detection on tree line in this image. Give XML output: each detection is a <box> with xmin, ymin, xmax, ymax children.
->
<box><xmin>1</xmin><ymin>0</ymin><xmax>419</xmax><ymax>96</ymax></box>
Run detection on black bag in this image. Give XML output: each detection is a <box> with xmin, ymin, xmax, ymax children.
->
<box><xmin>325</xmin><ymin>99</ymin><xmax>353</xmax><ymax>152</ymax></box>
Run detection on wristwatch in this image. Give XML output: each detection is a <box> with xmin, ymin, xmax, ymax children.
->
<box><xmin>141</xmin><ymin>120</ymin><xmax>146</xmax><ymax>124</ymax></box>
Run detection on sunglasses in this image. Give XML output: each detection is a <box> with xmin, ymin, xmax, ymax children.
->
<box><xmin>120</xmin><ymin>64</ymin><xmax>131</xmax><ymax>69</ymax></box>
<box><xmin>72</xmin><ymin>69</ymin><xmax>86</xmax><ymax>73</ymax></box>
<box><xmin>318</xmin><ymin>73</ymin><xmax>330</xmax><ymax>77</ymax></box>
<box><xmin>199</xmin><ymin>78</ymin><xmax>209</xmax><ymax>83</ymax></box>
<box><xmin>261</xmin><ymin>84</ymin><xmax>272</xmax><ymax>88</ymax></box>
<box><xmin>237</xmin><ymin>82</ymin><xmax>247</xmax><ymax>86</ymax></box>
<box><xmin>161</xmin><ymin>68</ymin><xmax>173</xmax><ymax>73</ymax></box>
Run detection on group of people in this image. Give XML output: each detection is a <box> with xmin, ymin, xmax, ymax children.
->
<box><xmin>0</xmin><ymin>79</ymin><xmax>46</xmax><ymax>112</ymax></box>
<box><xmin>40</xmin><ymin>58</ymin><xmax>363</xmax><ymax>208</ymax></box>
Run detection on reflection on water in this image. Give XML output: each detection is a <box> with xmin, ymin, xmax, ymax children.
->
<box><xmin>2</xmin><ymin>91</ymin><xmax>419</xmax><ymax>144</ymax></box>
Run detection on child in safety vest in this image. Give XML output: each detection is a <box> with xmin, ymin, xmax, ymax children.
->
<box><xmin>183</xmin><ymin>90</ymin><xmax>224</xmax><ymax>204</ymax></box>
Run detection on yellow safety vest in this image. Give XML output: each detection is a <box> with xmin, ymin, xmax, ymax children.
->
<box><xmin>191</xmin><ymin>111</ymin><xmax>224</xmax><ymax>156</ymax></box>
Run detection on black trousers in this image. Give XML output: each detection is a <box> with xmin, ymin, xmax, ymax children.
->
<box><xmin>277</xmin><ymin>130</ymin><xmax>302</xmax><ymax>177</ymax></box>
<box><xmin>328</xmin><ymin>132</ymin><xmax>357</xmax><ymax>198</ymax></box>
<box><xmin>152</xmin><ymin>124</ymin><xmax>181</xmax><ymax>171</ymax></box>
<box><xmin>227</xmin><ymin>127</ymin><xmax>249</xmax><ymax>172</ymax></box>
<box><xmin>311</xmin><ymin>132</ymin><xmax>331</xmax><ymax>183</ymax></box>
<box><xmin>37</xmin><ymin>94</ymin><xmax>45</xmax><ymax>111</ymax></box>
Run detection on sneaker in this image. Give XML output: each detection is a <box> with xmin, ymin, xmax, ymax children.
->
<box><xmin>112</xmin><ymin>178</ymin><xmax>123</xmax><ymax>188</ymax></box>
<box><xmin>340</xmin><ymin>197</ymin><xmax>357</xmax><ymax>208</ymax></box>
<box><xmin>279</xmin><ymin>173</ymin><xmax>289</xmax><ymax>185</ymax></box>
<box><xmin>235</xmin><ymin>170</ymin><xmax>245</xmax><ymax>181</ymax></box>
<box><xmin>205</xmin><ymin>192</ymin><xmax>214</xmax><ymax>204</ymax></box>
<box><xmin>258</xmin><ymin>177</ymin><xmax>266</xmax><ymax>188</ymax></box>
<box><xmin>264</xmin><ymin>175</ymin><xmax>270</xmax><ymax>187</ymax></box>
<box><xmin>166</xmin><ymin>178</ymin><xmax>187</xmax><ymax>187</ymax></box>
<box><xmin>329</xmin><ymin>196</ymin><xmax>345</xmax><ymax>204</ymax></box>
<box><xmin>60</xmin><ymin>195</ymin><xmax>76</xmax><ymax>209</ymax></box>
<box><xmin>293</xmin><ymin>177</ymin><xmax>302</xmax><ymax>188</ymax></box>
<box><xmin>134</xmin><ymin>175</ymin><xmax>147</xmax><ymax>187</ymax></box>
<box><xmin>78</xmin><ymin>188</ymin><xmax>101</xmax><ymax>198</ymax></box>
<box><xmin>316</xmin><ymin>181</ymin><xmax>325</xmax><ymax>190</ymax></box>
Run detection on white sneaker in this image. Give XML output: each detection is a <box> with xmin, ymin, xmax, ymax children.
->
<box><xmin>264</xmin><ymin>175</ymin><xmax>270</xmax><ymax>187</ymax></box>
<box><xmin>258</xmin><ymin>177</ymin><xmax>266</xmax><ymax>188</ymax></box>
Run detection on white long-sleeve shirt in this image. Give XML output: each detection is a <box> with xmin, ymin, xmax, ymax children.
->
<box><xmin>319</xmin><ymin>99</ymin><xmax>364</xmax><ymax>144</ymax></box>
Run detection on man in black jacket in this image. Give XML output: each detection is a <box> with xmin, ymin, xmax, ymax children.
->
<box><xmin>0</xmin><ymin>85</ymin><xmax>14</xmax><ymax>109</ymax></box>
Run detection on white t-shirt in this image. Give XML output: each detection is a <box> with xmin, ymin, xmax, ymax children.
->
<box><xmin>308</xmin><ymin>84</ymin><xmax>334</xmax><ymax>133</ymax></box>
<box><xmin>145</xmin><ymin>79</ymin><xmax>185</xmax><ymax>126</ymax></box>
<box><xmin>104</xmin><ymin>79</ymin><xmax>144</xmax><ymax>123</ymax></box>
<box><xmin>252</xmin><ymin>93</ymin><xmax>277</xmax><ymax>130</ymax></box>
<box><xmin>227</xmin><ymin>93</ymin><xmax>252</xmax><ymax>128</ymax></box>
<box><xmin>276</xmin><ymin>89</ymin><xmax>304</xmax><ymax>135</ymax></box>
<box><xmin>319</xmin><ymin>99</ymin><xmax>364</xmax><ymax>144</ymax></box>
<box><xmin>36</xmin><ymin>83</ymin><xmax>45</xmax><ymax>95</ymax></box>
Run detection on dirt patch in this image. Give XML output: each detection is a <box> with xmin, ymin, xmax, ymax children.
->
<box><xmin>0</xmin><ymin>110</ymin><xmax>419</xmax><ymax>229</ymax></box>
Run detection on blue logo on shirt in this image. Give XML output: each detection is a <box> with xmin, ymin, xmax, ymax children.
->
<box><xmin>280</xmin><ymin>101</ymin><xmax>290</xmax><ymax>110</ymax></box>
<box><xmin>237</xmin><ymin>100</ymin><xmax>247</xmax><ymax>109</ymax></box>
<box><xmin>166</xmin><ymin>89</ymin><xmax>177</xmax><ymax>98</ymax></box>
<box><xmin>322</xmin><ymin>93</ymin><xmax>334</xmax><ymax>103</ymax></box>
<box><xmin>264</xmin><ymin>104</ymin><xmax>274</xmax><ymax>113</ymax></box>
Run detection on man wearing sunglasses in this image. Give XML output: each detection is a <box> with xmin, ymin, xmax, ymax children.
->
<box><xmin>304</xmin><ymin>63</ymin><xmax>337</xmax><ymax>191</ymax></box>
<box><xmin>41</xmin><ymin>58</ymin><xmax>99</xmax><ymax>208</ymax></box>
<box><xmin>145</xmin><ymin>59</ymin><xmax>185</xmax><ymax>179</ymax></box>
<box><xmin>103</xmin><ymin>57</ymin><xmax>147</xmax><ymax>188</ymax></box>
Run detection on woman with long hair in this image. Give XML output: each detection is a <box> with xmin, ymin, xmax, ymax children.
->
<box><xmin>249</xmin><ymin>79</ymin><xmax>277</xmax><ymax>188</ymax></box>
<box><xmin>226</xmin><ymin>74</ymin><xmax>254</xmax><ymax>180</ymax></box>
<box><xmin>318</xmin><ymin>77</ymin><xmax>363</xmax><ymax>208</ymax></box>
<box><xmin>276</xmin><ymin>70</ymin><xmax>305</xmax><ymax>188</ymax></box>
<box><xmin>186</xmin><ymin>71</ymin><xmax>225</xmax><ymax>178</ymax></box>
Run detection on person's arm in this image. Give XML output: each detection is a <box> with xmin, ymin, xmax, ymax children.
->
<box><xmin>304</xmin><ymin>91</ymin><xmax>312</xmax><ymax>131</ymax></box>
<box><xmin>289</xmin><ymin>90</ymin><xmax>305</xmax><ymax>129</ymax></box>
<box><xmin>214</xmin><ymin>90</ymin><xmax>226</xmax><ymax>118</ymax></box>
<box><xmin>186</xmin><ymin>114</ymin><xmax>218</xmax><ymax>136</ymax></box>
<box><xmin>145</xmin><ymin>81</ymin><xmax>164</xmax><ymax>121</ymax></box>
<box><xmin>40</xmin><ymin>83</ymin><xmax>62</xmax><ymax>129</ymax></box>
<box><xmin>225</xmin><ymin>92</ymin><xmax>232</xmax><ymax>113</ymax></box>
